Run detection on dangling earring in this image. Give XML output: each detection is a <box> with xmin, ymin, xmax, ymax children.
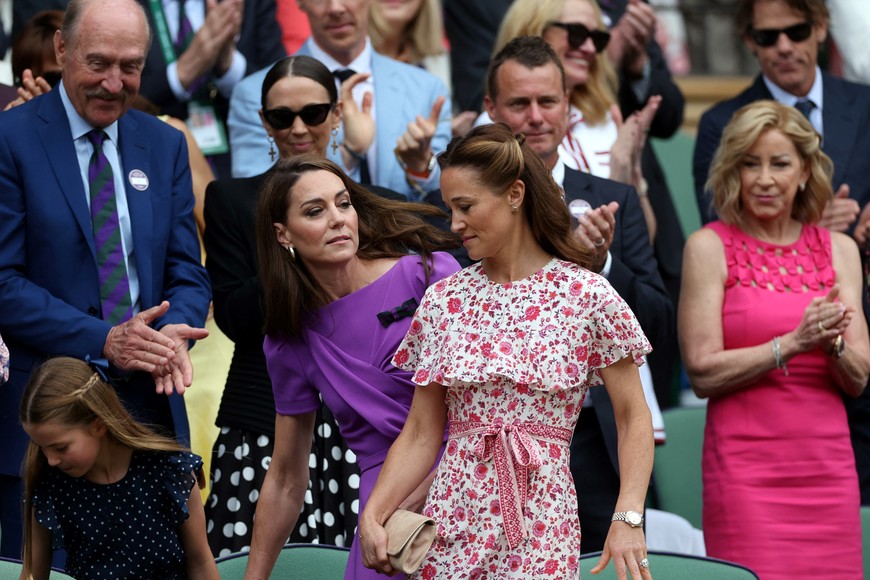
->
<box><xmin>268</xmin><ymin>137</ymin><xmax>276</xmax><ymax>163</ymax></box>
<box><xmin>287</xmin><ymin>246</ymin><xmax>296</xmax><ymax>261</ymax></box>
<box><xmin>799</xmin><ymin>181</ymin><xmax>806</xmax><ymax>192</ymax></box>
<box><xmin>331</xmin><ymin>127</ymin><xmax>339</xmax><ymax>156</ymax></box>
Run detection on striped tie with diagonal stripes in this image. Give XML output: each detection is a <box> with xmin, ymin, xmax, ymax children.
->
<box><xmin>87</xmin><ymin>130</ymin><xmax>133</xmax><ymax>325</ymax></box>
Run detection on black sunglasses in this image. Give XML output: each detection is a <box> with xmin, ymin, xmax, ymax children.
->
<box><xmin>548</xmin><ymin>22</ymin><xmax>611</xmax><ymax>53</ymax></box>
<box><xmin>749</xmin><ymin>22</ymin><xmax>813</xmax><ymax>47</ymax></box>
<box><xmin>262</xmin><ymin>103</ymin><xmax>333</xmax><ymax>130</ymax></box>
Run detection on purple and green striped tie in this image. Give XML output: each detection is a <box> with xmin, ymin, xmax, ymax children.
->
<box><xmin>87</xmin><ymin>130</ymin><xmax>133</xmax><ymax>325</ymax></box>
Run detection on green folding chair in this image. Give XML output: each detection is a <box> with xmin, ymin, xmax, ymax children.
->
<box><xmin>579</xmin><ymin>550</ymin><xmax>759</xmax><ymax>579</ymax></box>
<box><xmin>215</xmin><ymin>543</ymin><xmax>350</xmax><ymax>579</ymax></box>
<box><xmin>0</xmin><ymin>556</ymin><xmax>76</xmax><ymax>578</ymax></box>
<box><xmin>861</xmin><ymin>506</ymin><xmax>870</xmax><ymax>580</ymax></box>
<box><xmin>653</xmin><ymin>406</ymin><xmax>706</xmax><ymax>529</ymax></box>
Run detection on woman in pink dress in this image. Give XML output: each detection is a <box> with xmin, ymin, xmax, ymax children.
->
<box><xmin>680</xmin><ymin>100</ymin><xmax>870</xmax><ymax>579</ymax></box>
<box><xmin>359</xmin><ymin>123</ymin><xmax>655</xmax><ymax>579</ymax></box>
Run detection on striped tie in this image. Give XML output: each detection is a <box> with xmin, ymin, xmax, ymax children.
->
<box><xmin>176</xmin><ymin>0</ymin><xmax>194</xmax><ymax>50</ymax></box>
<box><xmin>87</xmin><ymin>130</ymin><xmax>133</xmax><ymax>325</ymax></box>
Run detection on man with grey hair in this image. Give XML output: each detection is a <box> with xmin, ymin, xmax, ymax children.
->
<box><xmin>0</xmin><ymin>0</ymin><xmax>210</xmax><ymax>556</ymax></box>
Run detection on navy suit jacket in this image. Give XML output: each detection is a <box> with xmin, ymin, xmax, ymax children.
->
<box><xmin>137</xmin><ymin>0</ymin><xmax>286</xmax><ymax>121</ymax></box>
<box><xmin>563</xmin><ymin>167</ymin><xmax>672</xmax><ymax>468</ymax></box>
<box><xmin>693</xmin><ymin>73</ymin><xmax>870</xmax><ymax>225</ymax></box>
<box><xmin>0</xmin><ymin>88</ymin><xmax>211</xmax><ymax>475</ymax></box>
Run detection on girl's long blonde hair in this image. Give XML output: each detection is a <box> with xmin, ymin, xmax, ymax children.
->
<box><xmin>19</xmin><ymin>357</ymin><xmax>202</xmax><ymax>578</ymax></box>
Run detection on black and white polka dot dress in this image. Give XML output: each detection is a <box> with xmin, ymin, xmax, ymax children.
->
<box><xmin>32</xmin><ymin>450</ymin><xmax>202</xmax><ymax>579</ymax></box>
<box><xmin>205</xmin><ymin>404</ymin><xmax>360</xmax><ymax>558</ymax></box>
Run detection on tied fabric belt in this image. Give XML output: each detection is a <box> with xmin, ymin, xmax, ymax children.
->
<box><xmin>449</xmin><ymin>419</ymin><xmax>572</xmax><ymax>549</ymax></box>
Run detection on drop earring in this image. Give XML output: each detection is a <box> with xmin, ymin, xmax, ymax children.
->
<box><xmin>799</xmin><ymin>181</ymin><xmax>806</xmax><ymax>192</ymax></box>
<box><xmin>331</xmin><ymin>128</ymin><xmax>339</xmax><ymax>156</ymax></box>
<box><xmin>268</xmin><ymin>137</ymin><xmax>276</xmax><ymax>163</ymax></box>
<box><xmin>282</xmin><ymin>244</ymin><xmax>296</xmax><ymax>261</ymax></box>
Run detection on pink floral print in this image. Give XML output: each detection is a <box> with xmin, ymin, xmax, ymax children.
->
<box><xmin>393</xmin><ymin>258</ymin><xmax>651</xmax><ymax>578</ymax></box>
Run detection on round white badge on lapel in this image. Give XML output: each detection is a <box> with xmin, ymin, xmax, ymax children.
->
<box><xmin>568</xmin><ymin>199</ymin><xmax>592</xmax><ymax>219</ymax></box>
<box><xmin>128</xmin><ymin>169</ymin><xmax>149</xmax><ymax>191</ymax></box>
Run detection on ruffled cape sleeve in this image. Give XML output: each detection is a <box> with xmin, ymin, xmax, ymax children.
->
<box><xmin>393</xmin><ymin>263</ymin><xmax>651</xmax><ymax>391</ymax></box>
<box><xmin>160</xmin><ymin>451</ymin><xmax>204</xmax><ymax>526</ymax></box>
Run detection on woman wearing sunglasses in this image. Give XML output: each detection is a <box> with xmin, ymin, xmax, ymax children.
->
<box><xmin>202</xmin><ymin>55</ymin><xmax>383</xmax><ymax>558</ymax></box>
<box><xmin>494</xmin><ymin>0</ymin><xmax>659</xmax><ymax>239</ymax></box>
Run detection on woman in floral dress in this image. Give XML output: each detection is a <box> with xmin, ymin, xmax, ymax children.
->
<box><xmin>360</xmin><ymin>123</ymin><xmax>655</xmax><ymax>579</ymax></box>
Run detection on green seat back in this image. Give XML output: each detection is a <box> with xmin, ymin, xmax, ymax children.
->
<box><xmin>651</xmin><ymin>132</ymin><xmax>702</xmax><ymax>237</ymax></box>
<box><xmin>654</xmin><ymin>406</ymin><xmax>706</xmax><ymax>529</ymax></box>
<box><xmin>215</xmin><ymin>544</ymin><xmax>350</xmax><ymax>580</ymax></box>
<box><xmin>862</xmin><ymin>506</ymin><xmax>870</xmax><ymax>580</ymax></box>
<box><xmin>579</xmin><ymin>551</ymin><xmax>759</xmax><ymax>579</ymax></box>
<box><xmin>0</xmin><ymin>557</ymin><xmax>76</xmax><ymax>578</ymax></box>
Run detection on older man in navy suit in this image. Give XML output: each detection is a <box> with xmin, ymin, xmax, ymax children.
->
<box><xmin>485</xmin><ymin>36</ymin><xmax>671</xmax><ymax>553</ymax></box>
<box><xmin>693</xmin><ymin>0</ymin><xmax>870</xmax><ymax>505</ymax></box>
<box><xmin>227</xmin><ymin>0</ymin><xmax>451</xmax><ymax>200</ymax></box>
<box><xmin>0</xmin><ymin>0</ymin><xmax>210</xmax><ymax>557</ymax></box>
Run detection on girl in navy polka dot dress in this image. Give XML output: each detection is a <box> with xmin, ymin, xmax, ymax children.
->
<box><xmin>19</xmin><ymin>357</ymin><xmax>219</xmax><ymax>579</ymax></box>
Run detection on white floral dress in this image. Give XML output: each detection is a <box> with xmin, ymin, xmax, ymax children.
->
<box><xmin>393</xmin><ymin>258</ymin><xmax>651</xmax><ymax>579</ymax></box>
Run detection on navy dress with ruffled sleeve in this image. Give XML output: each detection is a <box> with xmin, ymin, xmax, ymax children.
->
<box><xmin>33</xmin><ymin>450</ymin><xmax>202</xmax><ymax>579</ymax></box>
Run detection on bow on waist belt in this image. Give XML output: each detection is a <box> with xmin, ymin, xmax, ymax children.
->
<box><xmin>448</xmin><ymin>419</ymin><xmax>572</xmax><ymax>549</ymax></box>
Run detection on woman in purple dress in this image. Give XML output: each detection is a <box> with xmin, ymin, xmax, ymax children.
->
<box><xmin>243</xmin><ymin>155</ymin><xmax>461</xmax><ymax>580</ymax></box>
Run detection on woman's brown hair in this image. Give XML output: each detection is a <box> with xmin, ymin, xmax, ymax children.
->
<box><xmin>256</xmin><ymin>155</ymin><xmax>459</xmax><ymax>336</ymax></box>
<box><xmin>438</xmin><ymin>122</ymin><xmax>594</xmax><ymax>268</ymax></box>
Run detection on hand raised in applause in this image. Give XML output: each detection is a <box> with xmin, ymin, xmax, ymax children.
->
<box><xmin>573</xmin><ymin>201</ymin><xmax>619</xmax><ymax>273</ymax></box>
<box><xmin>339</xmin><ymin>72</ymin><xmax>375</xmax><ymax>165</ymax></box>
<box><xmin>175</xmin><ymin>0</ymin><xmax>243</xmax><ymax>90</ymax></box>
<box><xmin>605</xmin><ymin>0</ymin><xmax>657</xmax><ymax>78</ymax></box>
<box><xmin>395</xmin><ymin>96</ymin><xmax>445</xmax><ymax>174</ymax></box>
<box><xmin>820</xmin><ymin>184</ymin><xmax>860</xmax><ymax>234</ymax></box>
<box><xmin>3</xmin><ymin>70</ymin><xmax>53</xmax><ymax>111</ymax></box>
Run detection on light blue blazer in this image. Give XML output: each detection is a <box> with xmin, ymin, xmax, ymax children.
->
<box><xmin>227</xmin><ymin>38</ymin><xmax>452</xmax><ymax>199</ymax></box>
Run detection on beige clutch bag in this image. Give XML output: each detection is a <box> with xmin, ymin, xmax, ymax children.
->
<box><xmin>384</xmin><ymin>508</ymin><xmax>437</xmax><ymax>574</ymax></box>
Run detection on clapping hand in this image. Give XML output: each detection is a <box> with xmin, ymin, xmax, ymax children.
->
<box><xmin>3</xmin><ymin>69</ymin><xmax>53</xmax><ymax>111</ymax></box>
<box><xmin>606</xmin><ymin>0</ymin><xmax>657</xmax><ymax>78</ymax></box>
<box><xmin>340</xmin><ymin>72</ymin><xmax>375</xmax><ymax>163</ymax></box>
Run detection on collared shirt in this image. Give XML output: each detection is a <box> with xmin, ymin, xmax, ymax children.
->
<box><xmin>306</xmin><ymin>37</ymin><xmax>378</xmax><ymax>182</ymax></box>
<box><xmin>162</xmin><ymin>0</ymin><xmax>246</xmax><ymax>100</ymax></box>
<box><xmin>763</xmin><ymin>66</ymin><xmax>824</xmax><ymax>137</ymax></box>
<box><xmin>60</xmin><ymin>81</ymin><xmax>141</xmax><ymax>314</ymax></box>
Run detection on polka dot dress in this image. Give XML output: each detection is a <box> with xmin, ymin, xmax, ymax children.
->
<box><xmin>33</xmin><ymin>450</ymin><xmax>202</xmax><ymax>579</ymax></box>
<box><xmin>205</xmin><ymin>405</ymin><xmax>360</xmax><ymax>558</ymax></box>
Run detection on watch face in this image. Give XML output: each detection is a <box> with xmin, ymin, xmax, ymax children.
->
<box><xmin>626</xmin><ymin>512</ymin><xmax>643</xmax><ymax>526</ymax></box>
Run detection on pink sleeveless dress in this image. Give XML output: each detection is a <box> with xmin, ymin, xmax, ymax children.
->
<box><xmin>702</xmin><ymin>222</ymin><xmax>862</xmax><ymax>579</ymax></box>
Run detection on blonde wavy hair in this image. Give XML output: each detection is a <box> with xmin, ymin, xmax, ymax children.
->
<box><xmin>494</xmin><ymin>0</ymin><xmax>617</xmax><ymax>125</ymax></box>
<box><xmin>707</xmin><ymin>100</ymin><xmax>833</xmax><ymax>229</ymax></box>
<box><xmin>369</xmin><ymin>0</ymin><xmax>444</xmax><ymax>64</ymax></box>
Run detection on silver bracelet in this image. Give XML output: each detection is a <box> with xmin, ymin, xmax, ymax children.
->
<box><xmin>772</xmin><ymin>336</ymin><xmax>788</xmax><ymax>375</ymax></box>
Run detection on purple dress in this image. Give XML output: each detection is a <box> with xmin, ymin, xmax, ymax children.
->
<box><xmin>264</xmin><ymin>252</ymin><xmax>460</xmax><ymax>580</ymax></box>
